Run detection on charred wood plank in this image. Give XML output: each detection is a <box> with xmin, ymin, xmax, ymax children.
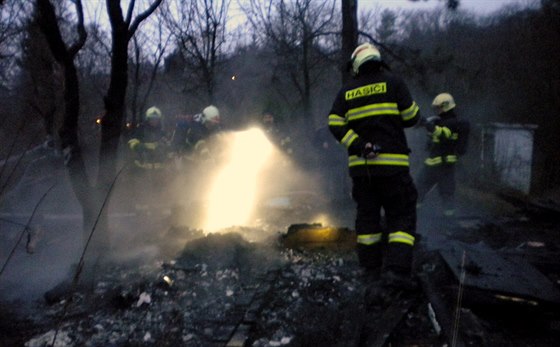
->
<box><xmin>363</xmin><ymin>291</ymin><xmax>421</xmax><ymax>347</ymax></box>
<box><xmin>225</xmin><ymin>270</ymin><xmax>281</xmax><ymax>346</ymax></box>
<box><xmin>225</xmin><ymin>324</ymin><xmax>251</xmax><ymax>347</ymax></box>
<box><xmin>440</xmin><ymin>242</ymin><xmax>560</xmax><ymax>305</ymax></box>
<box><xmin>419</xmin><ymin>273</ymin><xmax>467</xmax><ymax>347</ymax></box>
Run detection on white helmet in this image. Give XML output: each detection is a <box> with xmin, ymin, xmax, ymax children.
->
<box><xmin>145</xmin><ymin>106</ymin><xmax>162</xmax><ymax>120</ymax></box>
<box><xmin>432</xmin><ymin>93</ymin><xmax>456</xmax><ymax>113</ymax></box>
<box><xmin>351</xmin><ymin>43</ymin><xmax>382</xmax><ymax>75</ymax></box>
<box><xmin>202</xmin><ymin>105</ymin><xmax>220</xmax><ymax>123</ymax></box>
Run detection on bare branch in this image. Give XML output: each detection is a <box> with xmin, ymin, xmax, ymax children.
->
<box><xmin>125</xmin><ymin>0</ymin><xmax>135</xmax><ymax>25</ymax></box>
<box><xmin>358</xmin><ymin>30</ymin><xmax>410</xmax><ymax>67</ymax></box>
<box><xmin>68</xmin><ymin>0</ymin><xmax>87</xmax><ymax>57</ymax></box>
<box><xmin>162</xmin><ymin>0</ymin><xmax>230</xmax><ymax>102</ymax></box>
<box><xmin>36</xmin><ymin>0</ymin><xmax>69</xmax><ymax>63</ymax></box>
<box><xmin>128</xmin><ymin>0</ymin><xmax>163</xmax><ymax>37</ymax></box>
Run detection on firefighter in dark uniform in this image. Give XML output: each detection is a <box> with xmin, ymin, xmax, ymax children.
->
<box><xmin>327</xmin><ymin>43</ymin><xmax>420</xmax><ymax>288</ymax></box>
<box><xmin>416</xmin><ymin>93</ymin><xmax>470</xmax><ymax>218</ymax></box>
<box><xmin>167</xmin><ymin>105</ymin><xmax>223</xmax><ymax>226</ymax></box>
<box><xmin>127</xmin><ymin>106</ymin><xmax>169</xmax><ymax>212</ymax></box>
<box><xmin>259</xmin><ymin>111</ymin><xmax>293</xmax><ymax>156</ymax></box>
<box><xmin>128</xmin><ymin>106</ymin><xmax>168</xmax><ymax>170</ymax></box>
<box><xmin>171</xmin><ymin>105</ymin><xmax>222</xmax><ymax>163</ymax></box>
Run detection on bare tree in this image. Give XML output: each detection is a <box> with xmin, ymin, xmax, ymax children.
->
<box><xmin>36</xmin><ymin>0</ymin><xmax>162</xmax><ymax>278</ymax></box>
<box><xmin>331</xmin><ymin>0</ymin><xmax>460</xmax><ymax>86</ymax></box>
<box><xmin>99</xmin><ymin>0</ymin><xmax>162</xmax><ymax>190</ymax></box>
<box><xmin>129</xmin><ymin>24</ymin><xmax>170</xmax><ymax>126</ymax></box>
<box><xmin>0</xmin><ymin>0</ymin><xmax>30</xmax><ymax>89</ymax></box>
<box><xmin>36</xmin><ymin>0</ymin><xmax>86</xmax><ymax>168</ymax></box>
<box><xmin>17</xmin><ymin>14</ymin><xmax>60</xmax><ymax>147</ymax></box>
<box><xmin>73</xmin><ymin>22</ymin><xmax>112</xmax><ymax>140</ymax></box>
<box><xmin>341</xmin><ymin>0</ymin><xmax>357</xmax><ymax>83</ymax></box>
<box><xmin>375</xmin><ymin>9</ymin><xmax>399</xmax><ymax>43</ymax></box>
<box><xmin>161</xmin><ymin>0</ymin><xmax>230</xmax><ymax>105</ymax></box>
<box><xmin>35</xmin><ymin>0</ymin><xmax>96</xmax><ymax>253</ymax></box>
<box><xmin>409</xmin><ymin>0</ymin><xmax>460</xmax><ymax>10</ymax></box>
<box><xmin>242</xmin><ymin>0</ymin><xmax>338</xmax><ymax>132</ymax></box>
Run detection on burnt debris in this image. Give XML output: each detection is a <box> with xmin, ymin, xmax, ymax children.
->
<box><xmin>2</xmin><ymin>204</ymin><xmax>560</xmax><ymax>346</ymax></box>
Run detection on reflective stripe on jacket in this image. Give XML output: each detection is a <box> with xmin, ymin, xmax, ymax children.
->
<box><xmin>128</xmin><ymin>124</ymin><xmax>168</xmax><ymax>168</ymax></box>
<box><xmin>328</xmin><ymin>70</ymin><xmax>420</xmax><ymax>177</ymax></box>
<box><xmin>424</xmin><ymin>110</ymin><xmax>461</xmax><ymax>166</ymax></box>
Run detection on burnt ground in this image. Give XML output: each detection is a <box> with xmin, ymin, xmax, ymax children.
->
<box><xmin>1</xmin><ymin>181</ymin><xmax>560</xmax><ymax>346</ymax></box>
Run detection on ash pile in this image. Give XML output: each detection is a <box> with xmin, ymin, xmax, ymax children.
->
<box><xmin>2</xmin><ymin>206</ymin><xmax>560</xmax><ymax>347</ymax></box>
<box><xmin>1</xmin><ymin>225</ymin><xmax>367</xmax><ymax>347</ymax></box>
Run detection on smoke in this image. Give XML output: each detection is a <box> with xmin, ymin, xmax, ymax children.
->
<box><xmin>158</xmin><ymin>127</ymin><xmax>330</xmax><ymax>235</ymax></box>
<box><xmin>203</xmin><ymin>128</ymin><xmax>274</xmax><ymax>231</ymax></box>
<box><xmin>0</xmin><ymin>154</ymin><xmax>82</xmax><ymax>303</ymax></box>
<box><xmin>0</xmin><ymin>126</ymin><xmax>350</xmax><ymax>303</ymax></box>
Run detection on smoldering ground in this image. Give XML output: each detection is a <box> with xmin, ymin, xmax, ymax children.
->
<box><xmin>0</xmin><ymin>127</ymin><xmax>348</xmax><ymax>306</ymax></box>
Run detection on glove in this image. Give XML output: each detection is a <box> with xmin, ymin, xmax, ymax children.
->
<box><xmin>143</xmin><ymin>142</ymin><xmax>158</xmax><ymax>150</ymax></box>
<box><xmin>128</xmin><ymin>138</ymin><xmax>141</xmax><ymax>150</ymax></box>
<box><xmin>424</xmin><ymin>116</ymin><xmax>440</xmax><ymax>133</ymax></box>
<box><xmin>362</xmin><ymin>142</ymin><xmax>381</xmax><ymax>159</ymax></box>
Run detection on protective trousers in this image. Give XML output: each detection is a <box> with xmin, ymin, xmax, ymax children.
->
<box><xmin>416</xmin><ymin>164</ymin><xmax>456</xmax><ymax>215</ymax></box>
<box><xmin>352</xmin><ymin>172</ymin><xmax>418</xmax><ymax>275</ymax></box>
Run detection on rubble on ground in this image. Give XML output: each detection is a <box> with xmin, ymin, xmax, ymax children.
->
<box><xmin>1</xmin><ymin>203</ymin><xmax>560</xmax><ymax>346</ymax></box>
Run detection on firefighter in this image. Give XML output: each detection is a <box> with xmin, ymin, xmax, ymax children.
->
<box><xmin>127</xmin><ymin>106</ymin><xmax>170</xmax><ymax>213</ymax></box>
<box><xmin>171</xmin><ymin>105</ymin><xmax>222</xmax><ymax>163</ymax></box>
<box><xmin>416</xmin><ymin>93</ymin><xmax>470</xmax><ymax>218</ymax></box>
<box><xmin>128</xmin><ymin>106</ymin><xmax>169</xmax><ymax>170</ymax></box>
<box><xmin>168</xmin><ymin>105</ymin><xmax>223</xmax><ymax>222</ymax></box>
<box><xmin>327</xmin><ymin>43</ymin><xmax>421</xmax><ymax>291</ymax></box>
<box><xmin>259</xmin><ymin>111</ymin><xmax>293</xmax><ymax>155</ymax></box>
<box><xmin>261</xmin><ymin>111</ymin><xmax>278</xmax><ymax>137</ymax></box>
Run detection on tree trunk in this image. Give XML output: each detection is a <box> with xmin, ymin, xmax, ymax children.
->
<box><xmin>99</xmin><ymin>24</ymin><xmax>128</xmax><ymax>188</ymax></box>
<box><xmin>36</xmin><ymin>0</ymin><xmax>107</xmax><ymax>276</ymax></box>
<box><xmin>36</xmin><ymin>0</ymin><xmax>95</xmax><ymax>228</ymax></box>
<box><xmin>302</xmin><ymin>32</ymin><xmax>313</xmax><ymax>133</ymax></box>
<box><xmin>61</xmin><ymin>61</ymin><xmax>99</xmax><ymax>236</ymax></box>
<box><xmin>101</xmin><ymin>0</ymin><xmax>163</xmax><ymax>186</ymax></box>
<box><xmin>341</xmin><ymin>0</ymin><xmax>358</xmax><ymax>83</ymax></box>
<box><xmin>130</xmin><ymin>37</ymin><xmax>141</xmax><ymax>126</ymax></box>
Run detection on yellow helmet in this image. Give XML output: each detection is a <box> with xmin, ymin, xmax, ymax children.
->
<box><xmin>351</xmin><ymin>43</ymin><xmax>381</xmax><ymax>75</ymax></box>
<box><xmin>432</xmin><ymin>93</ymin><xmax>456</xmax><ymax>113</ymax></box>
<box><xmin>145</xmin><ymin>106</ymin><xmax>162</xmax><ymax>120</ymax></box>
<box><xmin>202</xmin><ymin>105</ymin><xmax>220</xmax><ymax>123</ymax></box>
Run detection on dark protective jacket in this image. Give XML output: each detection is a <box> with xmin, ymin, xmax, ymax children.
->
<box><xmin>127</xmin><ymin>123</ymin><xmax>168</xmax><ymax>169</ymax></box>
<box><xmin>171</xmin><ymin>114</ymin><xmax>221</xmax><ymax>160</ymax></box>
<box><xmin>328</xmin><ymin>66</ymin><xmax>421</xmax><ymax>177</ymax></box>
<box><xmin>424</xmin><ymin>109</ymin><xmax>470</xmax><ymax>166</ymax></box>
<box><xmin>172</xmin><ymin>116</ymin><xmax>209</xmax><ymax>152</ymax></box>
